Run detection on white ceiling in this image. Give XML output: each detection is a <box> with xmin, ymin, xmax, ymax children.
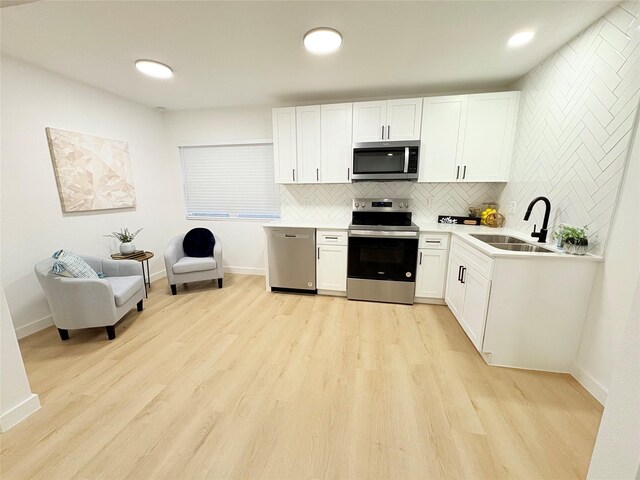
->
<box><xmin>1</xmin><ymin>0</ymin><xmax>618</xmax><ymax>110</ymax></box>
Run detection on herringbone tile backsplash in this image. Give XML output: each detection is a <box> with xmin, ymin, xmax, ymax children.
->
<box><xmin>280</xmin><ymin>182</ymin><xmax>504</xmax><ymax>225</ymax></box>
<box><xmin>500</xmin><ymin>1</ymin><xmax>640</xmax><ymax>254</ymax></box>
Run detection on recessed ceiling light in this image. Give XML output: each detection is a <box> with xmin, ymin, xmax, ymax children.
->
<box><xmin>135</xmin><ymin>59</ymin><xmax>173</xmax><ymax>79</ymax></box>
<box><xmin>507</xmin><ymin>30</ymin><xmax>535</xmax><ymax>48</ymax></box>
<box><xmin>303</xmin><ymin>27</ymin><xmax>342</xmax><ymax>55</ymax></box>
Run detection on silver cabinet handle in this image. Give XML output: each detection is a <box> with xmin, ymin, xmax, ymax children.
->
<box><xmin>324</xmin><ymin>236</ymin><xmax>338</xmax><ymax>240</ymax></box>
<box><xmin>317</xmin><ymin>247</ymin><xmax>320</xmax><ymax>260</ymax></box>
<box><xmin>419</xmin><ymin>251</ymin><xmax>423</xmax><ymax>265</ymax></box>
<box><xmin>463</xmin><ymin>166</ymin><xmax>467</xmax><ymax>180</ymax></box>
<box><xmin>403</xmin><ymin>147</ymin><xmax>409</xmax><ymax>173</ymax></box>
<box><xmin>292</xmin><ymin>169</ymin><xmax>296</xmax><ymax>182</ymax></box>
<box><xmin>316</xmin><ymin>168</ymin><xmax>319</xmax><ymax>181</ymax></box>
<box><xmin>381</xmin><ymin>125</ymin><xmax>385</xmax><ymax>140</ymax></box>
<box><xmin>456</xmin><ymin>166</ymin><xmax>460</xmax><ymax>180</ymax></box>
<box><xmin>347</xmin><ymin>167</ymin><xmax>350</xmax><ymax>181</ymax></box>
<box><xmin>387</xmin><ymin>125</ymin><xmax>391</xmax><ymax>139</ymax></box>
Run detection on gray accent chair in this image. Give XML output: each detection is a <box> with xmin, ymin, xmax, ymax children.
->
<box><xmin>164</xmin><ymin>232</ymin><xmax>223</xmax><ymax>295</ymax></box>
<box><xmin>34</xmin><ymin>255</ymin><xmax>145</xmax><ymax>341</ymax></box>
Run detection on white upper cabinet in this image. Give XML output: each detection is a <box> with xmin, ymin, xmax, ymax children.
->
<box><xmin>385</xmin><ymin>98</ymin><xmax>423</xmax><ymax>141</ymax></box>
<box><xmin>296</xmin><ymin>105</ymin><xmax>321</xmax><ymax>184</ymax></box>
<box><xmin>272</xmin><ymin>107</ymin><xmax>297</xmax><ymax>184</ymax></box>
<box><xmin>419</xmin><ymin>96</ymin><xmax>466</xmax><ymax>182</ymax></box>
<box><xmin>352</xmin><ymin>98</ymin><xmax>422</xmax><ymax>143</ymax></box>
<box><xmin>352</xmin><ymin>101</ymin><xmax>387</xmax><ymax>142</ymax></box>
<box><xmin>418</xmin><ymin>91</ymin><xmax>519</xmax><ymax>183</ymax></box>
<box><xmin>321</xmin><ymin>103</ymin><xmax>353</xmax><ymax>183</ymax></box>
<box><xmin>460</xmin><ymin>92</ymin><xmax>519</xmax><ymax>182</ymax></box>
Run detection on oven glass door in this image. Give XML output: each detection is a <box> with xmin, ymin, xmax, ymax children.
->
<box><xmin>348</xmin><ymin>236</ymin><xmax>418</xmax><ymax>282</ymax></box>
<box><xmin>353</xmin><ymin>147</ymin><xmax>406</xmax><ymax>174</ymax></box>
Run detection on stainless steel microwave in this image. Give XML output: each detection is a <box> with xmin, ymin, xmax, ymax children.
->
<box><xmin>352</xmin><ymin>141</ymin><xmax>419</xmax><ymax>181</ymax></box>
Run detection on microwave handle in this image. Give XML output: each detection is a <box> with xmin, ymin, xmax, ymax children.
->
<box><xmin>403</xmin><ymin>147</ymin><xmax>409</xmax><ymax>173</ymax></box>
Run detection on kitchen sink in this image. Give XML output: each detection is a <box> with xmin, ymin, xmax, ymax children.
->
<box><xmin>489</xmin><ymin>243</ymin><xmax>555</xmax><ymax>253</ymax></box>
<box><xmin>470</xmin><ymin>234</ymin><xmax>526</xmax><ymax>244</ymax></box>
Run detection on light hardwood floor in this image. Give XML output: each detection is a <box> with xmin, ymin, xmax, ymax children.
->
<box><xmin>1</xmin><ymin>274</ymin><xmax>603</xmax><ymax>480</ymax></box>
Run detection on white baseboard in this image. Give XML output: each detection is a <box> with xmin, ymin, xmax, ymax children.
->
<box><xmin>224</xmin><ymin>266</ymin><xmax>265</xmax><ymax>276</ymax></box>
<box><xmin>0</xmin><ymin>393</ymin><xmax>40</xmax><ymax>432</ymax></box>
<box><xmin>15</xmin><ymin>315</ymin><xmax>53</xmax><ymax>339</ymax></box>
<box><xmin>149</xmin><ymin>269</ymin><xmax>166</xmax><ymax>282</ymax></box>
<box><xmin>414</xmin><ymin>297</ymin><xmax>446</xmax><ymax>305</ymax></box>
<box><xmin>570</xmin><ymin>362</ymin><xmax>608</xmax><ymax>405</ymax></box>
<box><xmin>318</xmin><ymin>289</ymin><xmax>347</xmax><ymax>297</ymax></box>
<box><xmin>150</xmin><ymin>267</ymin><xmax>264</xmax><ymax>279</ymax></box>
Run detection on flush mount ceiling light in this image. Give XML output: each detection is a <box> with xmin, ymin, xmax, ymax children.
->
<box><xmin>507</xmin><ymin>30</ymin><xmax>535</xmax><ymax>48</ymax></box>
<box><xmin>135</xmin><ymin>59</ymin><xmax>173</xmax><ymax>79</ymax></box>
<box><xmin>303</xmin><ymin>27</ymin><xmax>343</xmax><ymax>55</ymax></box>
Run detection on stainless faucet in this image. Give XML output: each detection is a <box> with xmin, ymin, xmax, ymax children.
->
<box><xmin>523</xmin><ymin>196</ymin><xmax>551</xmax><ymax>243</ymax></box>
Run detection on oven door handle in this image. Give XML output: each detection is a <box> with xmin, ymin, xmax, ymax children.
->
<box><xmin>404</xmin><ymin>147</ymin><xmax>409</xmax><ymax>173</ymax></box>
<box><xmin>348</xmin><ymin>230</ymin><xmax>418</xmax><ymax>239</ymax></box>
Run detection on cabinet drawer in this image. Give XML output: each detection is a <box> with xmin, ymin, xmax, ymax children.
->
<box><xmin>419</xmin><ymin>233</ymin><xmax>449</xmax><ymax>250</ymax></box>
<box><xmin>450</xmin><ymin>236</ymin><xmax>493</xmax><ymax>279</ymax></box>
<box><xmin>317</xmin><ymin>230</ymin><xmax>348</xmax><ymax>246</ymax></box>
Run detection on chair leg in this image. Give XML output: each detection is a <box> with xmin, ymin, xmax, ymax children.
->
<box><xmin>137</xmin><ymin>300</ymin><xmax>143</xmax><ymax>312</ymax></box>
<box><xmin>58</xmin><ymin>328</ymin><xmax>69</xmax><ymax>341</ymax></box>
<box><xmin>218</xmin><ymin>278</ymin><xmax>223</xmax><ymax>288</ymax></box>
<box><xmin>170</xmin><ymin>284</ymin><xmax>177</xmax><ymax>295</ymax></box>
<box><xmin>106</xmin><ymin>325</ymin><xmax>116</xmax><ymax>340</ymax></box>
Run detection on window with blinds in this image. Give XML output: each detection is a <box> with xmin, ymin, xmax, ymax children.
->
<box><xmin>180</xmin><ymin>143</ymin><xmax>280</xmax><ymax>219</ymax></box>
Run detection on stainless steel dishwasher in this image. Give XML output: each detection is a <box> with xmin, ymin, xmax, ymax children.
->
<box><xmin>267</xmin><ymin>228</ymin><xmax>316</xmax><ymax>293</ymax></box>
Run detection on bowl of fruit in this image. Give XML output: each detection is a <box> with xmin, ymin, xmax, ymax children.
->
<box><xmin>481</xmin><ymin>204</ymin><xmax>505</xmax><ymax>228</ymax></box>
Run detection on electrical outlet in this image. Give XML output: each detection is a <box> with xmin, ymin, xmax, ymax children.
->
<box><xmin>303</xmin><ymin>197</ymin><xmax>311</xmax><ymax>206</ymax></box>
<box><xmin>507</xmin><ymin>201</ymin><xmax>517</xmax><ymax>214</ymax></box>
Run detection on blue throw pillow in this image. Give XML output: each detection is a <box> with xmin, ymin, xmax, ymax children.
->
<box><xmin>182</xmin><ymin>228</ymin><xmax>215</xmax><ymax>258</ymax></box>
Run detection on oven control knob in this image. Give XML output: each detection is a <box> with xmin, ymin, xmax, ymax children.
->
<box><xmin>398</xmin><ymin>202</ymin><xmax>404</xmax><ymax>208</ymax></box>
<box><xmin>355</xmin><ymin>202</ymin><xmax>360</xmax><ymax>208</ymax></box>
<box><xmin>406</xmin><ymin>272</ymin><xmax>412</xmax><ymax>278</ymax></box>
<box><xmin>405</xmin><ymin>203</ymin><xmax>409</xmax><ymax>208</ymax></box>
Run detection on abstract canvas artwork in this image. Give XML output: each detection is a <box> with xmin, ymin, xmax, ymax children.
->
<box><xmin>45</xmin><ymin>127</ymin><xmax>137</xmax><ymax>212</ymax></box>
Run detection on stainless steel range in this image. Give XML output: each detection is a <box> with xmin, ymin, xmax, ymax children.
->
<box><xmin>347</xmin><ymin>198</ymin><xmax>419</xmax><ymax>305</ymax></box>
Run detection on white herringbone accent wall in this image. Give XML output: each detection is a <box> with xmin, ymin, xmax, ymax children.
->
<box><xmin>500</xmin><ymin>1</ymin><xmax>640</xmax><ymax>254</ymax></box>
<box><xmin>280</xmin><ymin>182</ymin><xmax>504</xmax><ymax>224</ymax></box>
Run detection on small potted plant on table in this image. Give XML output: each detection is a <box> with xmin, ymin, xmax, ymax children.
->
<box><xmin>104</xmin><ymin>228</ymin><xmax>142</xmax><ymax>255</ymax></box>
<box><xmin>553</xmin><ymin>225</ymin><xmax>589</xmax><ymax>255</ymax></box>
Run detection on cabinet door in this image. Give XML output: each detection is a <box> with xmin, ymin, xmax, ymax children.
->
<box><xmin>418</xmin><ymin>96</ymin><xmax>466</xmax><ymax>182</ymax></box>
<box><xmin>459</xmin><ymin>92</ymin><xmax>519</xmax><ymax>182</ymax></box>
<box><xmin>415</xmin><ymin>249</ymin><xmax>448</xmax><ymax>299</ymax></box>
<box><xmin>352</xmin><ymin>101</ymin><xmax>387</xmax><ymax>142</ymax></box>
<box><xmin>459</xmin><ymin>267</ymin><xmax>491</xmax><ymax>351</ymax></box>
<box><xmin>317</xmin><ymin>245</ymin><xmax>348</xmax><ymax>291</ymax></box>
<box><xmin>444</xmin><ymin>254</ymin><xmax>466</xmax><ymax>320</ymax></box>
<box><xmin>295</xmin><ymin>105</ymin><xmax>321</xmax><ymax>183</ymax></box>
<box><xmin>272</xmin><ymin>107</ymin><xmax>297</xmax><ymax>184</ymax></box>
<box><xmin>321</xmin><ymin>103</ymin><xmax>352</xmax><ymax>183</ymax></box>
<box><xmin>386</xmin><ymin>98</ymin><xmax>422</xmax><ymax>141</ymax></box>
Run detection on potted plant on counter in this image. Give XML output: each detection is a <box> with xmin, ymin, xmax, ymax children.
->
<box><xmin>553</xmin><ymin>225</ymin><xmax>589</xmax><ymax>255</ymax></box>
<box><xmin>104</xmin><ymin>227</ymin><xmax>142</xmax><ymax>254</ymax></box>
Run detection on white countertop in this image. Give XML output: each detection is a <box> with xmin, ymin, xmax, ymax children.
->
<box><xmin>263</xmin><ymin>219</ymin><xmax>602</xmax><ymax>261</ymax></box>
<box><xmin>263</xmin><ymin>219</ymin><xmax>350</xmax><ymax>230</ymax></box>
<box><xmin>417</xmin><ymin>223</ymin><xmax>602</xmax><ymax>261</ymax></box>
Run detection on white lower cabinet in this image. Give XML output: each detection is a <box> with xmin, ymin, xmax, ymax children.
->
<box><xmin>415</xmin><ymin>233</ymin><xmax>449</xmax><ymax>300</ymax></box>
<box><xmin>316</xmin><ymin>230</ymin><xmax>347</xmax><ymax>292</ymax></box>
<box><xmin>458</xmin><ymin>267</ymin><xmax>491</xmax><ymax>351</ymax></box>
<box><xmin>444</xmin><ymin>235</ymin><xmax>598</xmax><ymax>372</ymax></box>
<box><xmin>445</xmin><ymin>239</ymin><xmax>492</xmax><ymax>352</ymax></box>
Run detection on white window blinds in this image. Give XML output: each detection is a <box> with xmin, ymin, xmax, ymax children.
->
<box><xmin>180</xmin><ymin>143</ymin><xmax>280</xmax><ymax>219</ymax></box>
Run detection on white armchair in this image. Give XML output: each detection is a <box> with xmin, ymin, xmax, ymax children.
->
<box><xmin>164</xmin><ymin>232</ymin><xmax>223</xmax><ymax>295</ymax></box>
<box><xmin>34</xmin><ymin>255</ymin><xmax>145</xmax><ymax>340</ymax></box>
